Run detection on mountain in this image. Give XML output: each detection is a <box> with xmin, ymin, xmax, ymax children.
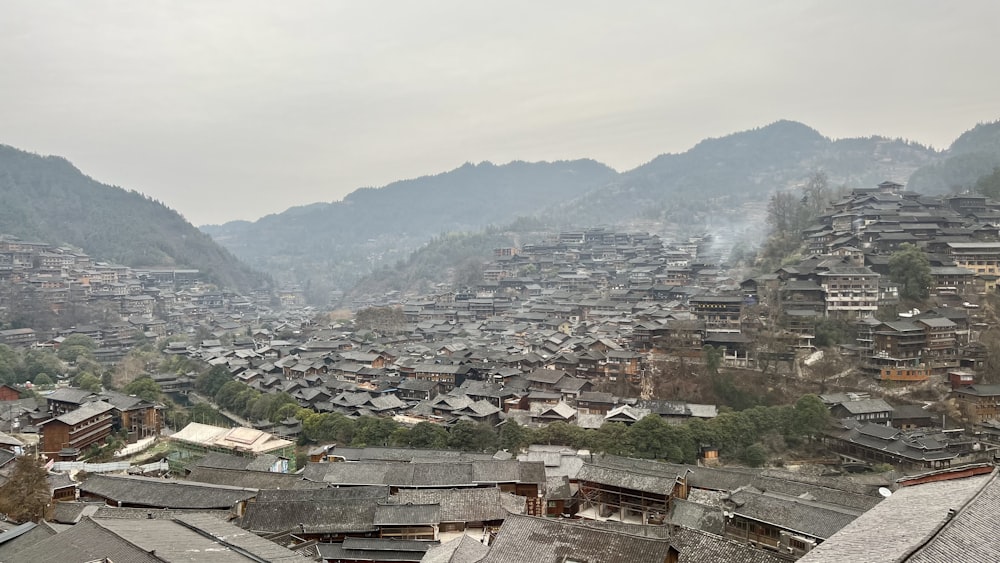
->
<box><xmin>201</xmin><ymin>159</ymin><xmax>618</xmax><ymax>300</ymax></box>
<box><xmin>906</xmin><ymin>120</ymin><xmax>1000</xmax><ymax>193</ymax></box>
<box><xmin>204</xmin><ymin>120</ymin><xmax>944</xmax><ymax>302</ymax></box>
<box><xmin>548</xmin><ymin>120</ymin><xmax>937</xmax><ymax>228</ymax></box>
<box><xmin>0</xmin><ymin>145</ymin><xmax>267</xmax><ymax>291</ymax></box>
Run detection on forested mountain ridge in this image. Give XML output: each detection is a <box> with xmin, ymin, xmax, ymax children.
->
<box><xmin>907</xmin><ymin>120</ymin><xmax>1000</xmax><ymax>194</ymax></box>
<box><xmin>201</xmin><ymin>159</ymin><xmax>618</xmax><ymax>301</ymax></box>
<box><xmin>548</xmin><ymin>120</ymin><xmax>936</xmax><ymax>228</ymax></box>
<box><xmin>203</xmin><ymin>120</ymin><xmax>946</xmax><ymax>301</ymax></box>
<box><xmin>0</xmin><ymin>145</ymin><xmax>267</xmax><ymax>291</ymax></box>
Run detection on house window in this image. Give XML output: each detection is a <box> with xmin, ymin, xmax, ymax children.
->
<box><xmin>790</xmin><ymin>538</ymin><xmax>807</xmax><ymax>551</ymax></box>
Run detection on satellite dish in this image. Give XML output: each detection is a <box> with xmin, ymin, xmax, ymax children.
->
<box><xmin>878</xmin><ymin>487</ymin><xmax>892</xmax><ymax>498</ymax></box>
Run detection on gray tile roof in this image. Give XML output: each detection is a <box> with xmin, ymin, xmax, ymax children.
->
<box><xmin>302</xmin><ymin>459</ymin><xmax>544</xmax><ymax>488</ymax></box>
<box><xmin>478</xmin><ymin>513</ymin><xmax>675</xmax><ymax>563</ymax></box>
<box><xmin>671</xmin><ymin>526</ymin><xmax>787</xmax><ymax>563</ymax></box>
<box><xmin>5</xmin><ymin>518</ymin><xmax>162</xmax><ymax>563</ymax></box>
<box><xmin>0</xmin><ymin>521</ymin><xmax>56</xmax><ymax>562</ymax></box>
<box><xmin>186</xmin><ymin>466</ymin><xmax>327</xmax><ymax>489</ymax></box>
<box><xmin>374</xmin><ymin>502</ymin><xmax>441</xmax><ymax>526</ymax></box>
<box><xmin>256</xmin><ymin>485</ymin><xmax>388</xmax><ymax>503</ymax></box>
<box><xmin>394</xmin><ymin>487</ymin><xmax>525</xmax><ymax>522</ymax></box>
<box><xmin>241</xmin><ymin>498</ymin><xmax>378</xmax><ymax>534</ymax></box>
<box><xmin>576</xmin><ymin>462</ymin><xmax>680</xmax><ymax>495</ymax></box>
<box><xmin>52</xmin><ymin>400</ymin><xmax>114</xmax><ymax>425</ymax></box>
<box><xmin>728</xmin><ymin>488</ymin><xmax>863</xmax><ymax>540</ymax></box>
<box><xmin>798</xmin><ymin>472</ymin><xmax>994</xmax><ymax>562</ymax></box>
<box><xmin>421</xmin><ymin>535</ymin><xmax>489</xmax><ymax>563</ymax></box>
<box><xmin>79</xmin><ymin>474</ymin><xmax>257</xmax><ymax>509</ymax></box>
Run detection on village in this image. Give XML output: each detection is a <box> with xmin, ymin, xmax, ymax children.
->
<box><xmin>2</xmin><ymin>181</ymin><xmax>1000</xmax><ymax>560</ymax></box>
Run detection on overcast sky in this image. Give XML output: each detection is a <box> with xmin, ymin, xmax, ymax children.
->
<box><xmin>2</xmin><ymin>1</ymin><xmax>999</xmax><ymax>226</ymax></box>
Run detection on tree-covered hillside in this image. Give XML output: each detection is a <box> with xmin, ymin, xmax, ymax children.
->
<box><xmin>907</xmin><ymin>120</ymin><xmax>1000</xmax><ymax>193</ymax></box>
<box><xmin>549</xmin><ymin>120</ymin><xmax>936</xmax><ymax>228</ymax></box>
<box><xmin>202</xmin><ymin>159</ymin><xmax>618</xmax><ymax>300</ymax></box>
<box><xmin>0</xmin><ymin>145</ymin><xmax>267</xmax><ymax>291</ymax></box>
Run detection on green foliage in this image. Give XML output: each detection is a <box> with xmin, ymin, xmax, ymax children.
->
<box><xmin>187</xmin><ymin>402</ymin><xmax>228</xmax><ymax>426</ymax></box>
<box><xmin>447</xmin><ymin>421</ymin><xmax>500</xmax><ymax>452</ymax></box>
<box><xmin>0</xmin><ymin>344</ymin><xmax>17</xmax><ymax>384</ymax></box>
<box><xmin>739</xmin><ymin>444</ymin><xmax>768</xmax><ymax>467</ymax></box>
<box><xmin>195</xmin><ymin>365</ymin><xmax>233</xmax><ymax>397</ymax></box>
<box><xmin>400</xmin><ymin>422</ymin><xmax>450</xmax><ymax>449</ymax></box>
<box><xmin>75</xmin><ymin>372</ymin><xmax>102</xmax><ymax>393</ymax></box>
<box><xmin>889</xmin><ymin>243</ymin><xmax>932</xmax><ymax>301</ymax></box>
<box><xmin>792</xmin><ymin>394</ymin><xmax>831</xmax><ymax>438</ymax></box>
<box><xmin>499</xmin><ymin>421</ymin><xmax>533</xmax><ymax>453</ymax></box>
<box><xmin>813</xmin><ymin>318</ymin><xmax>853</xmax><ymax>348</ymax></box>
<box><xmin>122</xmin><ymin>376</ymin><xmax>162</xmax><ymax>403</ymax></box>
<box><xmin>711</xmin><ymin>374</ymin><xmax>762</xmax><ymax>411</ymax></box>
<box><xmin>32</xmin><ymin>373</ymin><xmax>53</xmax><ymax>387</ymax></box>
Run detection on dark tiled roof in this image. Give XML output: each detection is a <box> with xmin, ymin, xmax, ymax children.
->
<box><xmin>729</xmin><ymin>489</ymin><xmax>862</xmax><ymax>540</ymax></box>
<box><xmin>421</xmin><ymin>534</ymin><xmax>490</xmax><ymax>563</ymax></box>
<box><xmin>0</xmin><ymin>521</ymin><xmax>56</xmax><ymax>562</ymax></box>
<box><xmin>576</xmin><ymin>462</ymin><xmax>680</xmax><ymax>495</ymax></box>
<box><xmin>186</xmin><ymin>466</ymin><xmax>326</xmax><ymax>490</ymax></box>
<box><xmin>5</xmin><ymin>518</ymin><xmax>161</xmax><ymax>563</ymax></box>
<box><xmin>256</xmin><ymin>485</ymin><xmax>388</xmax><ymax>502</ymax></box>
<box><xmin>479</xmin><ymin>514</ymin><xmax>675</xmax><ymax>563</ymax></box>
<box><xmin>671</xmin><ymin>526</ymin><xmax>787</xmax><ymax>563</ymax></box>
<box><xmin>373</xmin><ymin>502</ymin><xmax>441</xmax><ymax>526</ymax></box>
<box><xmin>79</xmin><ymin>474</ymin><xmax>257</xmax><ymax>509</ymax></box>
<box><xmin>241</xmin><ymin>498</ymin><xmax>378</xmax><ymax>534</ymax></box>
<box><xmin>799</xmin><ymin>472</ymin><xmax>995</xmax><ymax>562</ymax></box>
<box><xmin>394</xmin><ymin>487</ymin><xmax>525</xmax><ymax>522</ymax></box>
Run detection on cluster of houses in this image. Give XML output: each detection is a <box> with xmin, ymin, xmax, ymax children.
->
<box><xmin>0</xmin><ymin>233</ymin><xmax>310</xmax><ymax>364</ymax></box>
<box><xmin>3</xmin><ymin>430</ymin><xmax>1000</xmax><ymax>562</ymax></box>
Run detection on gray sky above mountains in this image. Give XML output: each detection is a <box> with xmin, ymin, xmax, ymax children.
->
<box><xmin>2</xmin><ymin>1</ymin><xmax>998</xmax><ymax>226</ymax></box>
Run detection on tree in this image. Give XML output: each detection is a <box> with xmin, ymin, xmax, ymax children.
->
<box><xmin>889</xmin><ymin>243</ymin><xmax>932</xmax><ymax>301</ymax></box>
<box><xmin>0</xmin><ymin>456</ymin><xmax>51</xmax><ymax>522</ymax></box>
<box><xmin>498</xmin><ymin>421</ymin><xmax>533</xmax><ymax>453</ymax></box>
<box><xmin>739</xmin><ymin>443</ymin><xmax>768</xmax><ymax>467</ymax></box>
<box><xmin>0</xmin><ymin>344</ymin><xmax>18</xmax><ymax>384</ymax></box>
<box><xmin>33</xmin><ymin>373</ymin><xmax>53</xmax><ymax>387</ymax></box>
<box><xmin>405</xmin><ymin>422</ymin><xmax>450</xmax><ymax>449</ymax></box>
<box><xmin>352</xmin><ymin>416</ymin><xmax>400</xmax><ymax>447</ymax></box>
<box><xmin>122</xmin><ymin>376</ymin><xmax>161</xmax><ymax>403</ymax></box>
<box><xmin>75</xmin><ymin>373</ymin><xmax>102</xmax><ymax>393</ymax></box>
<box><xmin>703</xmin><ymin>345</ymin><xmax>723</xmax><ymax>375</ymax></box>
<box><xmin>447</xmin><ymin>421</ymin><xmax>499</xmax><ymax>452</ymax></box>
<box><xmin>195</xmin><ymin>365</ymin><xmax>232</xmax><ymax>397</ymax></box>
<box><xmin>57</xmin><ymin>334</ymin><xmax>97</xmax><ymax>362</ymax></box>
<box><xmin>792</xmin><ymin>394</ymin><xmax>831</xmax><ymax>438</ymax></box>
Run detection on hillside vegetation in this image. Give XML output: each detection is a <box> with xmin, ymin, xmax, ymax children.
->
<box><xmin>204</xmin><ymin>120</ymin><xmax>947</xmax><ymax>302</ymax></box>
<box><xmin>0</xmin><ymin>145</ymin><xmax>267</xmax><ymax>291</ymax></box>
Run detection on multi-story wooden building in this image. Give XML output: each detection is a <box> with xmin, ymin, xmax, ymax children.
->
<box><xmin>39</xmin><ymin>400</ymin><xmax>115</xmax><ymax>460</ymax></box>
<box><xmin>952</xmin><ymin>384</ymin><xmax>1000</xmax><ymax>425</ymax></box>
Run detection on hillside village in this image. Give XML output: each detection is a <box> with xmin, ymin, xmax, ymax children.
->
<box><xmin>4</xmin><ymin>180</ymin><xmax>1000</xmax><ymax>560</ymax></box>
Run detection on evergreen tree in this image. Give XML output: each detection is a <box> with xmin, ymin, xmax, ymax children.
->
<box><xmin>889</xmin><ymin>243</ymin><xmax>932</xmax><ymax>301</ymax></box>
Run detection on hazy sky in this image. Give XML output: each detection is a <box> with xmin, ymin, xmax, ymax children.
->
<box><xmin>2</xmin><ymin>1</ymin><xmax>999</xmax><ymax>226</ymax></box>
